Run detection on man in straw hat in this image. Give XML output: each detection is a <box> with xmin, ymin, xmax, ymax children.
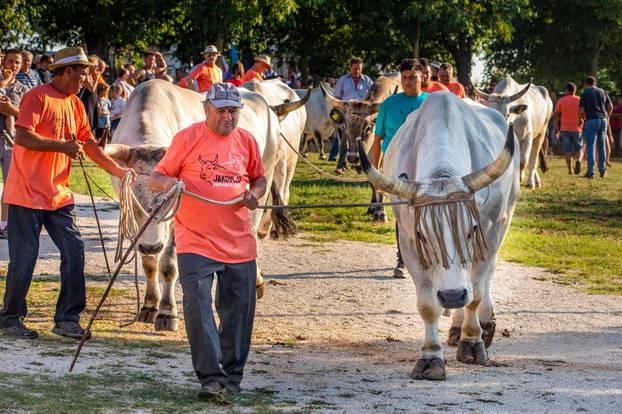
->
<box><xmin>183</xmin><ymin>44</ymin><xmax>223</xmax><ymax>93</ymax></box>
<box><xmin>148</xmin><ymin>82</ymin><xmax>266</xmax><ymax>399</ymax></box>
<box><xmin>242</xmin><ymin>54</ymin><xmax>272</xmax><ymax>83</ymax></box>
<box><xmin>0</xmin><ymin>47</ymin><xmax>134</xmax><ymax>340</ymax></box>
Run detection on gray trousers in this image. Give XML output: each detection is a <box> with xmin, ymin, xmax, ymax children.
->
<box><xmin>178</xmin><ymin>253</ymin><xmax>257</xmax><ymax>387</ymax></box>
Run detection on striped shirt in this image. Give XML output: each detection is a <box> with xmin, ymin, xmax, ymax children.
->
<box><xmin>16</xmin><ymin>70</ymin><xmax>42</xmax><ymax>90</ymax></box>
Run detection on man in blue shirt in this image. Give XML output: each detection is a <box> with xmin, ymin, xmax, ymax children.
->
<box><xmin>579</xmin><ymin>76</ymin><xmax>613</xmax><ymax>178</ymax></box>
<box><xmin>15</xmin><ymin>51</ymin><xmax>41</xmax><ymax>90</ymax></box>
<box><xmin>371</xmin><ymin>58</ymin><xmax>428</xmax><ymax>279</ymax></box>
<box><xmin>329</xmin><ymin>58</ymin><xmax>374</xmax><ymax>163</ymax></box>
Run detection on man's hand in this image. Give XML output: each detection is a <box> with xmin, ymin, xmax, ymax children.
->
<box><xmin>0</xmin><ymin>96</ymin><xmax>18</xmax><ymax>118</ymax></box>
<box><xmin>116</xmin><ymin>166</ymin><xmax>136</xmax><ymax>181</ymax></box>
<box><xmin>241</xmin><ymin>190</ymin><xmax>260</xmax><ymax>210</ymax></box>
<box><xmin>0</xmin><ymin>70</ymin><xmax>15</xmax><ymax>88</ymax></box>
<box><xmin>62</xmin><ymin>139</ymin><xmax>84</xmax><ymax>159</ymax></box>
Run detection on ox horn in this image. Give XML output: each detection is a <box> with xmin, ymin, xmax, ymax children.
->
<box><xmin>504</xmin><ymin>79</ymin><xmax>532</xmax><ymax>103</ymax></box>
<box><xmin>357</xmin><ymin>139</ymin><xmax>421</xmax><ymax>199</ymax></box>
<box><xmin>270</xmin><ymin>87</ymin><xmax>312</xmax><ymax>119</ymax></box>
<box><xmin>462</xmin><ymin>123</ymin><xmax>515</xmax><ymax>192</ymax></box>
<box><xmin>104</xmin><ymin>143</ymin><xmax>131</xmax><ymax>163</ymax></box>
<box><xmin>320</xmin><ymin>83</ymin><xmax>346</xmax><ymax>109</ymax></box>
<box><xmin>471</xmin><ymin>81</ymin><xmax>490</xmax><ymax>100</ymax></box>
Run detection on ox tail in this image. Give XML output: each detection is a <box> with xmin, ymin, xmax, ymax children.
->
<box><xmin>270</xmin><ymin>182</ymin><xmax>298</xmax><ymax>240</ymax></box>
<box><xmin>539</xmin><ymin>147</ymin><xmax>549</xmax><ymax>173</ymax></box>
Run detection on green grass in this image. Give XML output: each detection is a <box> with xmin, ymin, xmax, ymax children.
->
<box><xmin>69</xmin><ymin>155</ymin><xmax>622</xmax><ymax>294</ymax></box>
<box><xmin>0</xmin><ymin>370</ymin><xmax>282</xmax><ymax>413</ymax></box>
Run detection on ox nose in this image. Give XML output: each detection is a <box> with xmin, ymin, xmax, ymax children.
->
<box><xmin>138</xmin><ymin>242</ymin><xmax>164</xmax><ymax>255</ymax></box>
<box><xmin>437</xmin><ymin>289</ymin><xmax>468</xmax><ymax>308</ymax></box>
<box><xmin>346</xmin><ymin>152</ymin><xmax>359</xmax><ymax>164</ymax></box>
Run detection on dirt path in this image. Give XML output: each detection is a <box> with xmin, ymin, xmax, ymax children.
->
<box><xmin>0</xmin><ymin>195</ymin><xmax>621</xmax><ymax>413</ymax></box>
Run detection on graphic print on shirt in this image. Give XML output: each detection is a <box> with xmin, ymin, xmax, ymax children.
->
<box><xmin>198</xmin><ymin>151</ymin><xmax>245</xmax><ymax>187</ymax></box>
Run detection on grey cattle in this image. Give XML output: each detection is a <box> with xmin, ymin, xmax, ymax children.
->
<box><xmin>474</xmin><ymin>76</ymin><xmax>553</xmax><ymax>188</ymax></box>
<box><xmin>104</xmin><ymin>80</ymin><xmax>304</xmax><ymax>330</ymax></box>
<box><xmin>295</xmin><ymin>85</ymin><xmax>336</xmax><ymax>160</ymax></box>
<box><xmin>358</xmin><ymin>92</ymin><xmax>520</xmax><ymax>380</ymax></box>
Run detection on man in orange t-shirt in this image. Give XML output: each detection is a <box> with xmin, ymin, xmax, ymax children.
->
<box><xmin>184</xmin><ymin>45</ymin><xmax>223</xmax><ymax>93</ymax></box>
<box><xmin>419</xmin><ymin>58</ymin><xmax>449</xmax><ymax>94</ymax></box>
<box><xmin>439</xmin><ymin>63</ymin><xmax>466</xmax><ymax>98</ymax></box>
<box><xmin>242</xmin><ymin>54</ymin><xmax>272</xmax><ymax>83</ymax></box>
<box><xmin>149</xmin><ymin>82</ymin><xmax>266</xmax><ymax>399</ymax></box>
<box><xmin>554</xmin><ymin>82</ymin><xmax>583</xmax><ymax>174</ymax></box>
<box><xmin>0</xmin><ymin>47</ymin><xmax>133</xmax><ymax>341</ymax></box>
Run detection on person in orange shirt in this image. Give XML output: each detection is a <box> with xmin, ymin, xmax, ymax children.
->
<box><xmin>439</xmin><ymin>63</ymin><xmax>466</xmax><ymax>98</ymax></box>
<box><xmin>184</xmin><ymin>45</ymin><xmax>223</xmax><ymax>93</ymax></box>
<box><xmin>149</xmin><ymin>82</ymin><xmax>266</xmax><ymax>399</ymax></box>
<box><xmin>418</xmin><ymin>58</ymin><xmax>449</xmax><ymax>94</ymax></box>
<box><xmin>554</xmin><ymin>82</ymin><xmax>584</xmax><ymax>174</ymax></box>
<box><xmin>242</xmin><ymin>54</ymin><xmax>272</xmax><ymax>83</ymax></box>
<box><xmin>0</xmin><ymin>47</ymin><xmax>133</xmax><ymax>341</ymax></box>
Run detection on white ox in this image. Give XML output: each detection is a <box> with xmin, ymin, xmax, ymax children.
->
<box><xmin>241</xmin><ymin>79</ymin><xmax>308</xmax><ymax>238</ymax></box>
<box><xmin>358</xmin><ymin>92</ymin><xmax>520</xmax><ymax>380</ymax></box>
<box><xmin>295</xmin><ymin>85</ymin><xmax>336</xmax><ymax>160</ymax></box>
<box><xmin>474</xmin><ymin>76</ymin><xmax>553</xmax><ymax>188</ymax></box>
<box><xmin>104</xmin><ymin>79</ymin><xmax>305</xmax><ymax>331</ymax></box>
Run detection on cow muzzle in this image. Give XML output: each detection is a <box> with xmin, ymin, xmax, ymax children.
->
<box><xmin>346</xmin><ymin>151</ymin><xmax>359</xmax><ymax>164</ymax></box>
<box><xmin>437</xmin><ymin>288</ymin><xmax>468</xmax><ymax>308</ymax></box>
<box><xmin>138</xmin><ymin>242</ymin><xmax>164</xmax><ymax>255</ymax></box>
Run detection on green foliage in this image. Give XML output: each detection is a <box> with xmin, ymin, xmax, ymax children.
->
<box><xmin>0</xmin><ymin>0</ymin><xmax>41</xmax><ymax>48</ymax></box>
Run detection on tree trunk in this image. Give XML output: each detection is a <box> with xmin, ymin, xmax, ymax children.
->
<box><xmin>412</xmin><ymin>16</ymin><xmax>421</xmax><ymax>58</ymax></box>
<box><xmin>452</xmin><ymin>34</ymin><xmax>473</xmax><ymax>87</ymax></box>
<box><xmin>590</xmin><ymin>40</ymin><xmax>604</xmax><ymax>76</ymax></box>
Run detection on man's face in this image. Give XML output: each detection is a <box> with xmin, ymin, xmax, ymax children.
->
<box><xmin>63</xmin><ymin>65</ymin><xmax>89</xmax><ymax>95</ymax></box>
<box><xmin>144</xmin><ymin>54</ymin><xmax>155</xmax><ymax>67</ymax></box>
<box><xmin>205</xmin><ymin>102</ymin><xmax>240</xmax><ymax>136</ymax></box>
<box><xmin>126</xmin><ymin>64</ymin><xmax>135</xmax><ymax>74</ymax></box>
<box><xmin>3</xmin><ymin>52</ymin><xmax>22</xmax><ymax>73</ymax></box>
<box><xmin>439</xmin><ymin>67</ymin><xmax>452</xmax><ymax>84</ymax></box>
<box><xmin>203</xmin><ymin>52</ymin><xmax>218</xmax><ymax>64</ymax></box>
<box><xmin>349</xmin><ymin>63</ymin><xmax>363</xmax><ymax>79</ymax></box>
<box><xmin>98</xmin><ymin>60</ymin><xmax>106</xmax><ymax>73</ymax></box>
<box><xmin>420</xmin><ymin>65</ymin><xmax>431</xmax><ymax>87</ymax></box>
<box><xmin>21</xmin><ymin>53</ymin><xmax>32</xmax><ymax>72</ymax></box>
<box><xmin>41</xmin><ymin>58</ymin><xmax>53</xmax><ymax>70</ymax></box>
<box><xmin>401</xmin><ymin>69</ymin><xmax>422</xmax><ymax>96</ymax></box>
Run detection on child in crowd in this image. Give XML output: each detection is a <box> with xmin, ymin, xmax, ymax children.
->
<box><xmin>96</xmin><ymin>83</ymin><xmax>111</xmax><ymax>144</ymax></box>
<box><xmin>110</xmin><ymin>84</ymin><xmax>126</xmax><ymax>135</ymax></box>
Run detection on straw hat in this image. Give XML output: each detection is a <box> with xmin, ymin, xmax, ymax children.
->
<box><xmin>254</xmin><ymin>54</ymin><xmax>272</xmax><ymax>70</ymax></box>
<box><xmin>203</xmin><ymin>45</ymin><xmax>220</xmax><ymax>54</ymax></box>
<box><xmin>50</xmin><ymin>47</ymin><xmax>93</xmax><ymax>70</ymax></box>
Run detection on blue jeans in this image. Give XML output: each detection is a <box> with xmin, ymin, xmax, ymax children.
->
<box><xmin>584</xmin><ymin>118</ymin><xmax>608</xmax><ymax>175</ymax></box>
<box><xmin>0</xmin><ymin>204</ymin><xmax>86</xmax><ymax>327</ymax></box>
<box><xmin>328</xmin><ymin>134</ymin><xmax>340</xmax><ymax>161</ymax></box>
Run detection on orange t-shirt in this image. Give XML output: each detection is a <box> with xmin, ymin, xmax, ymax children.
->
<box><xmin>242</xmin><ymin>69</ymin><xmax>263</xmax><ymax>83</ymax></box>
<box><xmin>555</xmin><ymin>95</ymin><xmax>581</xmax><ymax>132</ymax></box>
<box><xmin>154</xmin><ymin>122</ymin><xmax>265</xmax><ymax>263</ymax></box>
<box><xmin>421</xmin><ymin>81</ymin><xmax>449</xmax><ymax>93</ymax></box>
<box><xmin>6</xmin><ymin>84</ymin><xmax>93</xmax><ymax>210</ymax></box>
<box><xmin>188</xmin><ymin>62</ymin><xmax>223</xmax><ymax>92</ymax></box>
<box><xmin>446</xmin><ymin>81</ymin><xmax>465</xmax><ymax>98</ymax></box>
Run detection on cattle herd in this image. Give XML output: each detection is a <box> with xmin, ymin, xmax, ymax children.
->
<box><xmin>104</xmin><ymin>74</ymin><xmax>552</xmax><ymax>380</ymax></box>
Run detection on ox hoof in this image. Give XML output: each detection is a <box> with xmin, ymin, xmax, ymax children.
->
<box><xmin>154</xmin><ymin>314</ymin><xmax>179</xmax><ymax>332</ymax></box>
<box><xmin>480</xmin><ymin>320</ymin><xmax>496</xmax><ymax>349</ymax></box>
<box><xmin>319</xmin><ymin>154</ymin><xmax>327</xmax><ymax>160</ymax></box>
<box><xmin>447</xmin><ymin>327</ymin><xmax>461</xmax><ymax>347</ymax></box>
<box><xmin>410</xmin><ymin>358</ymin><xmax>446</xmax><ymax>381</ymax></box>
<box><xmin>457</xmin><ymin>340</ymin><xmax>488</xmax><ymax>365</ymax></box>
<box><xmin>524</xmin><ymin>182</ymin><xmax>535</xmax><ymax>189</ymax></box>
<box><xmin>373</xmin><ymin>212</ymin><xmax>388</xmax><ymax>223</ymax></box>
<box><xmin>256</xmin><ymin>271</ymin><xmax>266</xmax><ymax>300</ymax></box>
<box><xmin>138</xmin><ymin>306</ymin><xmax>159</xmax><ymax>323</ymax></box>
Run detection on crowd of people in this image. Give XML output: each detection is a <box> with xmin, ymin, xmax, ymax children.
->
<box><xmin>0</xmin><ymin>42</ymin><xmax>620</xmax><ymax>402</ymax></box>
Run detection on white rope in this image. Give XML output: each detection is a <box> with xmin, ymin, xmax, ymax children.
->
<box><xmin>115</xmin><ymin>171</ymin><xmax>141</xmax><ymax>263</ymax></box>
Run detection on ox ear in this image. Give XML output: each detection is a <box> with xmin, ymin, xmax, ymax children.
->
<box><xmin>104</xmin><ymin>144</ymin><xmax>131</xmax><ymax>165</ymax></box>
<box><xmin>509</xmin><ymin>104</ymin><xmax>528</xmax><ymax>115</ymax></box>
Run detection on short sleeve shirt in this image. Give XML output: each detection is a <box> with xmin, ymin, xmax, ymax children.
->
<box><xmin>5</xmin><ymin>84</ymin><xmax>94</xmax><ymax>210</ymax></box>
<box><xmin>579</xmin><ymin>86</ymin><xmax>611</xmax><ymax>120</ymax></box>
<box><xmin>16</xmin><ymin>70</ymin><xmax>42</xmax><ymax>90</ymax></box>
<box><xmin>334</xmin><ymin>74</ymin><xmax>373</xmax><ymax>100</ymax></box>
<box><xmin>154</xmin><ymin>122</ymin><xmax>265</xmax><ymax>263</ymax></box>
<box><xmin>421</xmin><ymin>81</ymin><xmax>449</xmax><ymax>93</ymax></box>
<box><xmin>375</xmin><ymin>92</ymin><xmax>428</xmax><ymax>154</ymax></box>
<box><xmin>0</xmin><ymin>79</ymin><xmax>28</xmax><ymax>135</ymax></box>
<box><xmin>555</xmin><ymin>95</ymin><xmax>581</xmax><ymax>132</ymax></box>
<box><xmin>188</xmin><ymin>62</ymin><xmax>223</xmax><ymax>93</ymax></box>
<box><xmin>242</xmin><ymin>69</ymin><xmax>263</xmax><ymax>83</ymax></box>
<box><xmin>446</xmin><ymin>82</ymin><xmax>466</xmax><ymax>98</ymax></box>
